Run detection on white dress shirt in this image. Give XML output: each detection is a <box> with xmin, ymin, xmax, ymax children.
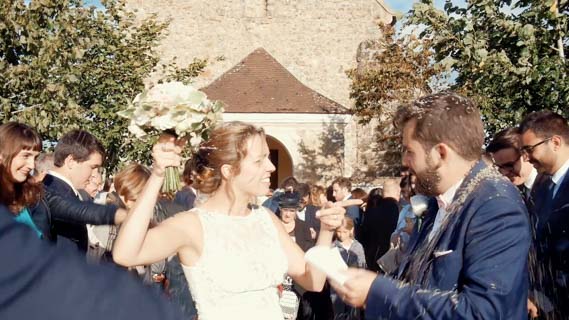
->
<box><xmin>47</xmin><ymin>171</ymin><xmax>82</xmax><ymax>199</ymax></box>
<box><xmin>428</xmin><ymin>179</ymin><xmax>463</xmax><ymax>242</ymax></box>
<box><xmin>524</xmin><ymin>167</ymin><xmax>538</xmax><ymax>191</ymax></box>
<box><xmin>552</xmin><ymin>157</ymin><xmax>569</xmax><ymax>198</ymax></box>
<box><xmin>296</xmin><ymin>207</ymin><xmax>306</xmax><ymax>221</ymax></box>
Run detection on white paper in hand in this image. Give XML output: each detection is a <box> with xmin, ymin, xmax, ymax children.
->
<box><xmin>304</xmin><ymin>246</ymin><xmax>348</xmax><ymax>285</ymax></box>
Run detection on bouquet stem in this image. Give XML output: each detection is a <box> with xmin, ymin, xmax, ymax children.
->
<box><xmin>161</xmin><ymin>167</ymin><xmax>181</xmax><ymax>195</ymax></box>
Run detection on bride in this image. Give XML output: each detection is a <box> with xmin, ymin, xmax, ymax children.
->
<box><xmin>113</xmin><ymin>122</ymin><xmax>348</xmax><ymax>319</ymax></box>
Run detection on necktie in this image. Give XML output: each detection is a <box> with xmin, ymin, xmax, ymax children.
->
<box><xmin>537</xmin><ymin>176</ymin><xmax>555</xmax><ymax>237</ymax></box>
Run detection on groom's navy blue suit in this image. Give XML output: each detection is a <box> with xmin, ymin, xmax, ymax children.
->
<box><xmin>365</xmin><ymin>161</ymin><xmax>531</xmax><ymax>319</ymax></box>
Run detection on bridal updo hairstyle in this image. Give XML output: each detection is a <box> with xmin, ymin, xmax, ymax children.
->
<box><xmin>192</xmin><ymin>122</ymin><xmax>265</xmax><ymax>194</ymax></box>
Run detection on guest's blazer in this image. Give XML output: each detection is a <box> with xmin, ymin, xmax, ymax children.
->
<box><xmin>532</xmin><ymin>167</ymin><xmax>569</xmax><ymax>314</ymax></box>
<box><xmin>365</xmin><ymin>160</ymin><xmax>531</xmax><ymax>320</ymax></box>
<box><xmin>35</xmin><ymin>174</ymin><xmax>117</xmax><ymax>250</ymax></box>
<box><xmin>0</xmin><ymin>204</ymin><xmax>183</xmax><ymax>320</ymax></box>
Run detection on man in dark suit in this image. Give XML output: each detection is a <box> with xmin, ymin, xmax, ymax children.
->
<box><xmin>35</xmin><ymin>130</ymin><xmax>126</xmax><ymax>251</ymax></box>
<box><xmin>332</xmin><ymin>177</ymin><xmax>361</xmax><ymax>237</ymax></box>
<box><xmin>487</xmin><ymin>126</ymin><xmax>549</xmax><ymax>317</ymax></box>
<box><xmin>520</xmin><ymin>110</ymin><xmax>569</xmax><ymax>319</ymax></box>
<box><xmin>487</xmin><ymin>127</ymin><xmax>541</xmax><ymax>206</ymax></box>
<box><xmin>0</xmin><ymin>203</ymin><xmax>183</xmax><ymax>320</ymax></box>
<box><xmin>331</xmin><ymin>92</ymin><xmax>530</xmax><ymax>319</ymax></box>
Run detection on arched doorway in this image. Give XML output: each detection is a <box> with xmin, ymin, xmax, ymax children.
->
<box><xmin>266</xmin><ymin>135</ymin><xmax>293</xmax><ymax>190</ymax></box>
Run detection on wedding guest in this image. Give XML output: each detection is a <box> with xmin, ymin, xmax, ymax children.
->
<box><xmin>331</xmin><ymin>217</ymin><xmax>365</xmax><ymax>320</ymax></box>
<box><xmin>32</xmin><ymin>129</ymin><xmax>127</xmax><ymax>251</ymax></box>
<box><xmin>32</xmin><ymin>152</ymin><xmax>54</xmax><ymax>182</ymax></box>
<box><xmin>306</xmin><ymin>184</ymin><xmax>327</xmax><ymax>237</ymax></box>
<box><xmin>391</xmin><ymin>173</ymin><xmax>416</xmax><ymax>250</ymax></box>
<box><xmin>331</xmin><ymin>92</ymin><xmax>530</xmax><ymax>319</ymax></box>
<box><xmin>332</xmin><ymin>177</ymin><xmax>361</xmax><ymax>237</ymax></box>
<box><xmin>263</xmin><ymin>176</ymin><xmax>299</xmax><ymax>215</ymax></box>
<box><xmin>0</xmin><ymin>203</ymin><xmax>184</xmax><ymax>320</ymax></box>
<box><xmin>113</xmin><ymin>122</ymin><xmax>348</xmax><ymax>320</ymax></box>
<box><xmin>0</xmin><ymin>122</ymin><xmax>44</xmax><ymax>238</ymax></box>
<box><xmin>293</xmin><ymin>183</ymin><xmax>311</xmax><ymax>223</ymax></box>
<box><xmin>278</xmin><ymin>191</ymin><xmax>315</xmax><ymax>320</ymax></box>
<box><xmin>519</xmin><ymin>110</ymin><xmax>569</xmax><ymax>320</ymax></box>
<box><xmin>487</xmin><ymin>127</ymin><xmax>545</xmax><ymax>318</ymax></box>
<box><xmin>112</xmin><ymin>164</ymin><xmax>193</xmax><ymax>309</ymax></box>
<box><xmin>82</xmin><ymin>170</ymin><xmax>103</xmax><ymax>200</ymax></box>
<box><xmin>278</xmin><ymin>191</ymin><xmax>314</xmax><ymax>252</ymax></box>
<box><xmin>359</xmin><ymin>186</ymin><xmax>399</xmax><ymax>272</ymax></box>
<box><xmin>174</xmin><ymin>159</ymin><xmax>197</xmax><ymax>211</ymax></box>
<box><xmin>487</xmin><ymin>127</ymin><xmax>542</xmax><ymax>207</ymax></box>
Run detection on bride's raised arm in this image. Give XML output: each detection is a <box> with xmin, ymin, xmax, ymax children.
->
<box><xmin>113</xmin><ymin>135</ymin><xmax>191</xmax><ymax>267</ymax></box>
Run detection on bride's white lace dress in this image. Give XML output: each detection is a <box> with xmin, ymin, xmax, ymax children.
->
<box><xmin>182</xmin><ymin>206</ymin><xmax>288</xmax><ymax>320</ymax></box>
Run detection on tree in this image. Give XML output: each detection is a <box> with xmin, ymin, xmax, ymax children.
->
<box><xmin>347</xmin><ymin>23</ymin><xmax>440</xmax><ymax>176</ymax></box>
<box><xmin>0</xmin><ymin>0</ymin><xmax>206</xmax><ymax>170</ymax></box>
<box><xmin>409</xmin><ymin>0</ymin><xmax>568</xmax><ymax>135</ymax></box>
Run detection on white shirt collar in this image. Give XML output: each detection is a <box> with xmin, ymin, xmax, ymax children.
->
<box><xmin>48</xmin><ymin>170</ymin><xmax>81</xmax><ymax>198</ymax></box>
<box><xmin>436</xmin><ymin>178</ymin><xmax>463</xmax><ymax>209</ymax></box>
<box><xmin>524</xmin><ymin>167</ymin><xmax>538</xmax><ymax>190</ymax></box>
<box><xmin>342</xmin><ymin>194</ymin><xmax>351</xmax><ymax>201</ymax></box>
<box><xmin>552</xmin><ymin>157</ymin><xmax>569</xmax><ymax>186</ymax></box>
<box><xmin>296</xmin><ymin>207</ymin><xmax>306</xmax><ymax>221</ymax></box>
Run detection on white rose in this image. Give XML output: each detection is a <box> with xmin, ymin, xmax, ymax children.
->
<box><xmin>187</xmin><ymin>111</ymin><xmax>206</xmax><ymax>124</ymax></box>
<box><xmin>150</xmin><ymin>113</ymin><xmax>176</xmax><ymax>131</ymax></box>
<box><xmin>132</xmin><ymin>107</ymin><xmax>152</xmax><ymax>126</ymax></box>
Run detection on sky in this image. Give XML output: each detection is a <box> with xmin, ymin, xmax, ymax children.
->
<box><xmin>83</xmin><ymin>0</ymin><xmax>468</xmax><ymax>15</ymax></box>
<box><xmin>384</xmin><ymin>0</ymin><xmax>467</xmax><ymax>14</ymax></box>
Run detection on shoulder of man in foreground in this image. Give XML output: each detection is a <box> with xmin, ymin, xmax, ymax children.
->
<box><xmin>365</xmin><ymin>169</ymin><xmax>531</xmax><ymax>320</ymax></box>
<box><xmin>0</xmin><ymin>204</ymin><xmax>183</xmax><ymax>320</ymax></box>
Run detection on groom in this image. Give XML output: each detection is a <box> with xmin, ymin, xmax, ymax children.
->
<box><xmin>331</xmin><ymin>92</ymin><xmax>531</xmax><ymax>319</ymax></box>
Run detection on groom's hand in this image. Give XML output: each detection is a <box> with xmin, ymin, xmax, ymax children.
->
<box><xmin>330</xmin><ymin>268</ymin><xmax>377</xmax><ymax>308</ymax></box>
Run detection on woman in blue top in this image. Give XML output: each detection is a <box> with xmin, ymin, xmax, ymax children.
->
<box><xmin>0</xmin><ymin>122</ymin><xmax>44</xmax><ymax>238</ymax></box>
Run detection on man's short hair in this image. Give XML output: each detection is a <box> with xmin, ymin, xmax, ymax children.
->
<box><xmin>280</xmin><ymin>176</ymin><xmax>298</xmax><ymax>190</ymax></box>
<box><xmin>486</xmin><ymin>127</ymin><xmax>522</xmax><ymax>154</ymax></box>
<box><xmin>395</xmin><ymin>92</ymin><xmax>484</xmax><ymax>161</ymax></box>
<box><xmin>295</xmin><ymin>183</ymin><xmax>310</xmax><ymax>198</ymax></box>
<box><xmin>519</xmin><ymin>110</ymin><xmax>569</xmax><ymax>142</ymax></box>
<box><xmin>332</xmin><ymin>177</ymin><xmax>351</xmax><ymax>191</ymax></box>
<box><xmin>53</xmin><ymin>130</ymin><xmax>106</xmax><ymax>167</ymax></box>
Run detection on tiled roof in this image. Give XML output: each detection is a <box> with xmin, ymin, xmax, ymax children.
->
<box><xmin>202</xmin><ymin>48</ymin><xmax>349</xmax><ymax>114</ymax></box>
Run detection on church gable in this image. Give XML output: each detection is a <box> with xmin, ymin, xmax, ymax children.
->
<box><xmin>202</xmin><ymin>48</ymin><xmax>348</xmax><ymax>114</ymax></box>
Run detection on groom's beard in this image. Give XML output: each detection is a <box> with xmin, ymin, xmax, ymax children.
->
<box><xmin>414</xmin><ymin>154</ymin><xmax>442</xmax><ymax>197</ymax></box>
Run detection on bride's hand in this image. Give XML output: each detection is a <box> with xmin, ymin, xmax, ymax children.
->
<box><xmin>151</xmin><ymin>134</ymin><xmax>185</xmax><ymax>177</ymax></box>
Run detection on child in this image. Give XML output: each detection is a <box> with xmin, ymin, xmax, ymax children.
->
<box><xmin>331</xmin><ymin>217</ymin><xmax>366</xmax><ymax>319</ymax></box>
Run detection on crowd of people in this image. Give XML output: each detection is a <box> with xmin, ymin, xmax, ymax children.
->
<box><xmin>0</xmin><ymin>91</ymin><xmax>568</xmax><ymax>320</ymax></box>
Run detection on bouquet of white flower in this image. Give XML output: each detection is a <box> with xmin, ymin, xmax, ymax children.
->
<box><xmin>118</xmin><ymin>81</ymin><xmax>224</xmax><ymax>194</ymax></box>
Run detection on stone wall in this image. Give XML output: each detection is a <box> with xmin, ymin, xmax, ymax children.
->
<box><xmin>125</xmin><ymin>0</ymin><xmax>394</xmax><ymax>107</ymax></box>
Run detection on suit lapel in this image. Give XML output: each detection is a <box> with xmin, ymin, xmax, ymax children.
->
<box><xmin>552</xmin><ymin>173</ymin><xmax>569</xmax><ymax>209</ymax></box>
<box><xmin>44</xmin><ymin>174</ymin><xmax>79</xmax><ymax>199</ymax></box>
